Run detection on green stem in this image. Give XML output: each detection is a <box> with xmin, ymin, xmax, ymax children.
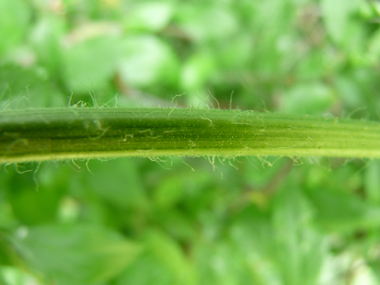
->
<box><xmin>1</xmin><ymin>107</ymin><xmax>380</xmax><ymax>163</ymax></box>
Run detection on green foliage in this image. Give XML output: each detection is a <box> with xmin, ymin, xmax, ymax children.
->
<box><xmin>1</xmin><ymin>0</ymin><xmax>380</xmax><ymax>284</ymax></box>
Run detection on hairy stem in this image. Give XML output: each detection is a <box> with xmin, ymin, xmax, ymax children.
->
<box><xmin>0</xmin><ymin>107</ymin><xmax>380</xmax><ymax>163</ymax></box>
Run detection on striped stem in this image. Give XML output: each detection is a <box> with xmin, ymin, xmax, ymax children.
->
<box><xmin>1</xmin><ymin>107</ymin><xmax>380</xmax><ymax>163</ymax></box>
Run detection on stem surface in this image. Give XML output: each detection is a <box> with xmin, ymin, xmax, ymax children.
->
<box><xmin>1</xmin><ymin>107</ymin><xmax>380</xmax><ymax>163</ymax></box>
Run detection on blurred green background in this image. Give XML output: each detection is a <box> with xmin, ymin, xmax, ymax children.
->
<box><xmin>1</xmin><ymin>0</ymin><xmax>380</xmax><ymax>284</ymax></box>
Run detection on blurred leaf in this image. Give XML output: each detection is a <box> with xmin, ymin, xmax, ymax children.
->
<box><xmin>344</xmin><ymin>20</ymin><xmax>369</xmax><ymax>66</ymax></box>
<box><xmin>0</xmin><ymin>233</ymin><xmax>19</xmax><ymax>266</ymax></box>
<box><xmin>181</xmin><ymin>52</ymin><xmax>216</xmax><ymax>92</ymax></box>
<box><xmin>17</xmin><ymin>224</ymin><xmax>141</xmax><ymax>285</ymax></box>
<box><xmin>154</xmin><ymin>175</ymin><xmax>184</xmax><ymax>209</ymax></box>
<box><xmin>30</xmin><ymin>16</ymin><xmax>66</xmax><ymax>79</ymax></box>
<box><xmin>0</xmin><ymin>179</ymin><xmax>18</xmax><ymax>231</ymax></box>
<box><xmin>321</xmin><ymin>0</ymin><xmax>359</xmax><ymax>45</ymax></box>
<box><xmin>0</xmin><ymin>65</ymin><xmax>65</xmax><ymax>108</ymax></box>
<box><xmin>5</xmin><ymin>165</ymin><xmax>65</xmax><ymax>225</ymax></box>
<box><xmin>249</xmin><ymin>0</ymin><xmax>295</xmax><ymax>75</ymax></box>
<box><xmin>153</xmin><ymin>209</ymin><xmax>196</xmax><ymax>241</ymax></box>
<box><xmin>368</xmin><ymin>260</ymin><xmax>380</xmax><ymax>283</ymax></box>
<box><xmin>174</xmin><ymin>170</ymin><xmax>223</xmax><ymax>218</ymax></box>
<box><xmin>119</xmin><ymin>35</ymin><xmax>179</xmax><ymax>88</ymax></box>
<box><xmin>271</xmin><ymin>186</ymin><xmax>324</xmax><ymax>285</ymax></box>
<box><xmin>176</xmin><ymin>5</ymin><xmax>238</xmax><ymax>43</ymax></box>
<box><xmin>334</xmin><ymin>75</ymin><xmax>365</xmax><ymax>110</ymax></box>
<box><xmin>0</xmin><ymin>266</ymin><xmax>39</xmax><ymax>285</ymax></box>
<box><xmin>244</xmin><ymin>156</ymin><xmax>288</xmax><ymax>188</ymax></box>
<box><xmin>306</xmin><ymin>186</ymin><xmax>380</xmax><ymax>232</ymax></box>
<box><xmin>230</xmin><ymin>182</ymin><xmax>326</xmax><ymax>285</ymax></box>
<box><xmin>82</xmin><ymin>159</ymin><xmax>147</xmax><ymax>209</ymax></box>
<box><xmin>125</xmin><ymin>2</ymin><xmax>174</xmax><ymax>32</ymax></box>
<box><xmin>230</xmin><ymin>206</ymin><xmax>281</xmax><ymax>285</ymax></box>
<box><xmin>115</xmin><ymin>251</ymin><xmax>174</xmax><ymax>285</ymax></box>
<box><xmin>365</xmin><ymin>160</ymin><xmax>380</xmax><ymax>204</ymax></box>
<box><xmin>280</xmin><ymin>82</ymin><xmax>334</xmax><ymax>115</ymax></box>
<box><xmin>63</xmin><ymin>35</ymin><xmax>121</xmax><ymax>93</ymax></box>
<box><xmin>369</xmin><ymin>29</ymin><xmax>380</xmax><ymax>58</ymax></box>
<box><xmin>0</xmin><ymin>0</ymin><xmax>30</xmax><ymax>56</ymax></box>
<box><xmin>194</xmin><ymin>240</ymin><xmax>252</xmax><ymax>285</ymax></box>
<box><xmin>116</xmin><ymin>230</ymin><xmax>195</xmax><ymax>285</ymax></box>
<box><xmin>216</xmin><ymin>33</ymin><xmax>254</xmax><ymax>69</ymax></box>
<box><xmin>295</xmin><ymin>50</ymin><xmax>330</xmax><ymax>80</ymax></box>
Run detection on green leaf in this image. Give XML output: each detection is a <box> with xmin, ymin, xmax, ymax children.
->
<box><xmin>0</xmin><ymin>65</ymin><xmax>65</xmax><ymax>108</ymax></box>
<box><xmin>4</xmin><ymin>164</ymin><xmax>65</xmax><ymax>225</ymax></box>
<box><xmin>176</xmin><ymin>5</ymin><xmax>238</xmax><ymax>42</ymax></box>
<box><xmin>0</xmin><ymin>233</ymin><xmax>19</xmax><ymax>266</ymax></box>
<box><xmin>334</xmin><ymin>75</ymin><xmax>364</xmax><ymax>110</ymax></box>
<box><xmin>180</xmin><ymin>52</ymin><xmax>216</xmax><ymax>91</ymax></box>
<box><xmin>119</xmin><ymin>35</ymin><xmax>179</xmax><ymax>87</ymax></box>
<box><xmin>368</xmin><ymin>260</ymin><xmax>380</xmax><ymax>283</ymax></box>
<box><xmin>116</xmin><ymin>230</ymin><xmax>195</xmax><ymax>285</ymax></box>
<box><xmin>295</xmin><ymin>50</ymin><xmax>331</xmax><ymax>80</ymax></box>
<box><xmin>365</xmin><ymin>160</ymin><xmax>380</xmax><ymax>204</ymax></box>
<box><xmin>243</xmin><ymin>156</ymin><xmax>288</xmax><ymax>188</ymax></box>
<box><xmin>0</xmin><ymin>0</ymin><xmax>30</xmax><ymax>57</ymax></box>
<box><xmin>16</xmin><ymin>224</ymin><xmax>141</xmax><ymax>285</ymax></box>
<box><xmin>306</xmin><ymin>187</ymin><xmax>380</xmax><ymax>232</ymax></box>
<box><xmin>154</xmin><ymin>175</ymin><xmax>184</xmax><ymax>209</ymax></box>
<box><xmin>0</xmin><ymin>266</ymin><xmax>39</xmax><ymax>285</ymax></box>
<box><xmin>63</xmin><ymin>36</ymin><xmax>121</xmax><ymax>93</ymax></box>
<box><xmin>30</xmin><ymin>16</ymin><xmax>66</xmax><ymax>79</ymax></box>
<box><xmin>230</xmin><ymin>184</ymin><xmax>326</xmax><ymax>285</ymax></box>
<box><xmin>271</xmin><ymin>186</ymin><xmax>324</xmax><ymax>285</ymax></box>
<box><xmin>153</xmin><ymin>209</ymin><xmax>196</xmax><ymax>241</ymax></box>
<box><xmin>321</xmin><ymin>0</ymin><xmax>359</xmax><ymax>45</ymax></box>
<box><xmin>194</xmin><ymin>240</ymin><xmax>252</xmax><ymax>285</ymax></box>
<box><xmin>124</xmin><ymin>2</ymin><xmax>174</xmax><ymax>32</ymax></box>
<box><xmin>82</xmin><ymin>159</ymin><xmax>147</xmax><ymax>209</ymax></box>
<box><xmin>230</xmin><ymin>206</ymin><xmax>282</xmax><ymax>285</ymax></box>
<box><xmin>280</xmin><ymin>82</ymin><xmax>334</xmax><ymax>115</ymax></box>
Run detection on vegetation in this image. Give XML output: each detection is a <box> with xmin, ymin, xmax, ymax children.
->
<box><xmin>3</xmin><ymin>107</ymin><xmax>380</xmax><ymax>163</ymax></box>
<box><xmin>1</xmin><ymin>0</ymin><xmax>380</xmax><ymax>284</ymax></box>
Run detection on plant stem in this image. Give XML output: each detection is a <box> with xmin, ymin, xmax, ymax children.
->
<box><xmin>1</xmin><ymin>107</ymin><xmax>380</xmax><ymax>163</ymax></box>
